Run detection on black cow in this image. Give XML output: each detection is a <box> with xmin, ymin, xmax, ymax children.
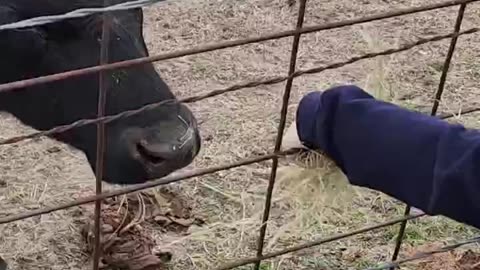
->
<box><xmin>0</xmin><ymin>0</ymin><xmax>201</xmax><ymax>185</ymax></box>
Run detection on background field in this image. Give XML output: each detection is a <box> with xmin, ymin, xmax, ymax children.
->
<box><xmin>1</xmin><ymin>0</ymin><xmax>480</xmax><ymax>269</ymax></box>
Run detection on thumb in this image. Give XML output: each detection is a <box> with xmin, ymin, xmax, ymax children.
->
<box><xmin>281</xmin><ymin>120</ymin><xmax>306</xmax><ymax>151</ymax></box>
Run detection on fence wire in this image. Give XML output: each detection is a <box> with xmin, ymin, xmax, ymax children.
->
<box><xmin>0</xmin><ymin>0</ymin><xmax>478</xmax><ymax>93</ymax></box>
<box><xmin>365</xmin><ymin>236</ymin><xmax>480</xmax><ymax>270</ymax></box>
<box><xmin>254</xmin><ymin>1</ymin><xmax>308</xmax><ymax>269</ymax></box>
<box><xmin>0</xmin><ymin>100</ymin><xmax>474</xmax><ymax>226</ymax></box>
<box><xmin>215</xmin><ymin>213</ymin><xmax>425</xmax><ymax>270</ymax></box>
<box><xmin>92</xmin><ymin>2</ymin><xmax>112</xmax><ymax>268</ymax></box>
<box><xmin>0</xmin><ymin>0</ymin><xmax>165</xmax><ymax>31</ymax></box>
<box><xmin>0</xmin><ymin>27</ymin><xmax>478</xmax><ymax>147</ymax></box>
<box><xmin>0</xmin><ymin>0</ymin><xmax>479</xmax><ymax>269</ymax></box>
<box><xmin>390</xmin><ymin>3</ymin><xmax>469</xmax><ymax>267</ymax></box>
<box><xmin>0</xmin><ymin>150</ymin><xmax>297</xmax><ymax>225</ymax></box>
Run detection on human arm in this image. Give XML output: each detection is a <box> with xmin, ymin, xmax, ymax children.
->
<box><xmin>287</xmin><ymin>85</ymin><xmax>480</xmax><ymax>228</ymax></box>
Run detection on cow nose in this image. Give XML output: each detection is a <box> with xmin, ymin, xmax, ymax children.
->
<box><xmin>135</xmin><ymin>139</ymin><xmax>179</xmax><ymax>165</ymax></box>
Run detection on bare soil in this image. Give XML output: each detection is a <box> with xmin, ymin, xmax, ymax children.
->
<box><xmin>1</xmin><ymin>0</ymin><xmax>480</xmax><ymax>269</ymax></box>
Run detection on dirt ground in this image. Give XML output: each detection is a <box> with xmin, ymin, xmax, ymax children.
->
<box><xmin>1</xmin><ymin>0</ymin><xmax>480</xmax><ymax>269</ymax></box>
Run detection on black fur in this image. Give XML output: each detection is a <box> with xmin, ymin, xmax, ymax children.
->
<box><xmin>0</xmin><ymin>0</ymin><xmax>201</xmax><ymax>184</ymax></box>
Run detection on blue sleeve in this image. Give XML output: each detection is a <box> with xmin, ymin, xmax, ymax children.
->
<box><xmin>295</xmin><ymin>85</ymin><xmax>480</xmax><ymax>229</ymax></box>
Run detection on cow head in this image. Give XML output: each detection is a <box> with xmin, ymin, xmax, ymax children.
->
<box><xmin>0</xmin><ymin>1</ymin><xmax>201</xmax><ymax>185</ymax></box>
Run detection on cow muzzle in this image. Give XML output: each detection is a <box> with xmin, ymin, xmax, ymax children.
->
<box><xmin>122</xmin><ymin>115</ymin><xmax>200</xmax><ymax>180</ymax></box>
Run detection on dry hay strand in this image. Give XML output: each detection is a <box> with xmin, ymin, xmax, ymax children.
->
<box><xmin>403</xmin><ymin>242</ymin><xmax>480</xmax><ymax>270</ymax></box>
<box><xmin>81</xmin><ymin>188</ymin><xmax>204</xmax><ymax>270</ymax></box>
<box><xmin>276</xmin><ymin>149</ymin><xmax>356</xmax><ymax>213</ymax></box>
<box><xmin>262</xmin><ymin>149</ymin><xmax>359</xmax><ymax>250</ymax></box>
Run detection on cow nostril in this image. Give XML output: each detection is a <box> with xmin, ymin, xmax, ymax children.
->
<box><xmin>136</xmin><ymin>142</ymin><xmax>166</xmax><ymax>164</ymax></box>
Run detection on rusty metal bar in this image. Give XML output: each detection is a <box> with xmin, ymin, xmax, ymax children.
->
<box><xmin>0</xmin><ymin>150</ymin><xmax>296</xmax><ymax>225</ymax></box>
<box><xmin>0</xmin><ymin>98</ymin><xmax>476</xmax><ymax>227</ymax></box>
<box><xmin>0</xmin><ymin>101</ymin><xmax>476</xmax><ymax>226</ymax></box>
<box><xmin>438</xmin><ymin>106</ymin><xmax>480</xmax><ymax>119</ymax></box>
<box><xmin>92</xmin><ymin>3</ymin><xmax>112</xmax><ymax>269</ymax></box>
<box><xmin>0</xmin><ymin>97</ymin><xmax>478</xmax><ymax>226</ymax></box>
<box><xmin>254</xmin><ymin>1</ymin><xmax>308</xmax><ymax>269</ymax></box>
<box><xmin>432</xmin><ymin>3</ymin><xmax>467</xmax><ymax>116</ymax></box>
<box><xmin>389</xmin><ymin>3</ymin><xmax>468</xmax><ymax>268</ymax></box>
<box><xmin>0</xmin><ymin>0</ymin><xmax>477</xmax><ymax>93</ymax></box>
<box><xmin>367</xmin><ymin>236</ymin><xmax>480</xmax><ymax>270</ymax></box>
<box><xmin>0</xmin><ymin>0</ymin><xmax>163</xmax><ymax>31</ymax></box>
<box><xmin>215</xmin><ymin>213</ymin><xmax>425</xmax><ymax>270</ymax></box>
<box><xmin>0</xmin><ymin>27</ymin><xmax>477</xmax><ymax>147</ymax></box>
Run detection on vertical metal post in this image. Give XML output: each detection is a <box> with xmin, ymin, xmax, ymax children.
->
<box><xmin>92</xmin><ymin>4</ymin><xmax>112</xmax><ymax>270</ymax></box>
<box><xmin>389</xmin><ymin>3</ymin><xmax>467</xmax><ymax>268</ymax></box>
<box><xmin>431</xmin><ymin>4</ymin><xmax>467</xmax><ymax>116</ymax></box>
<box><xmin>254</xmin><ymin>0</ymin><xmax>308</xmax><ymax>269</ymax></box>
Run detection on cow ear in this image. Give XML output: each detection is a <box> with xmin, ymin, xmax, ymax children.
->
<box><xmin>129</xmin><ymin>8</ymin><xmax>150</xmax><ymax>56</ymax></box>
<box><xmin>0</xmin><ymin>6</ymin><xmax>47</xmax><ymax>56</ymax></box>
<box><xmin>130</xmin><ymin>8</ymin><xmax>145</xmax><ymax>38</ymax></box>
<box><xmin>87</xmin><ymin>8</ymin><xmax>150</xmax><ymax>56</ymax></box>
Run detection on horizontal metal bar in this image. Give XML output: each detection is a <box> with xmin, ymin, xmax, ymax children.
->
<box><xmin>0</xmin><ymin>150</ymin><xmax>296</xmax><ymax>224</ymax></box>
<box><xmin>0</xmin><ymin>27</ymin><xmax>477</xmax><ymax>146</ymax></box>
<box><xmin>365</xmin><ymin>236</ymin><xmax>480</xmax><ymax>270</ymax></box>
<box><xmin>0</xmin><ymin>0</ymin><xmax>477</xmax><ymax>93</ymax></box>
<box><xmin>215</xmin><ymin>213</ymin><xmax>425</xmax><ymax>270</ymax></box>
<box><xmin>0</xmin><ymin>0</ymin><xmax>165</xmax><ymax>31</ymax></box>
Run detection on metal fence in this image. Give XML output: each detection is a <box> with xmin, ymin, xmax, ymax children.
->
<box><xmin>0</xmin><ymin>0</ymin><xmax>479</xmax><ymax>269</ymax></box>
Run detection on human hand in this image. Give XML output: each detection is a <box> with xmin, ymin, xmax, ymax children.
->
<box><xmin>0</xmin><ymin>256</ymin><xmax>7</xmax><ymax>270</ymax></box>
<box><xmin>281</xmin><ymin>120</ymin><xmax>307</xmax><ymax>151</ymax></box>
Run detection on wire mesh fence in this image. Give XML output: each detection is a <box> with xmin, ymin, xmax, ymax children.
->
<box><xmin>0</xmin><ymin>0</ymin><xmax>479</xmax><ymax>269</ymax></box>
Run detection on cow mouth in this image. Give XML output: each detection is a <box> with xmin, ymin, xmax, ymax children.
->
<box><xmin>135</xmin><ymin>143</ymin><xmax>167</xmax><ymax>165</ymax></box>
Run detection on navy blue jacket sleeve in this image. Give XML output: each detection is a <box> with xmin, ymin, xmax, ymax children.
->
<box><xmin>295</xmin><ymin>85</ymin><xmax>480</xmax><ymax>229</ymax></box>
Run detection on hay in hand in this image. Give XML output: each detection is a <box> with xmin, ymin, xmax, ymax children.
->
<box><xmin>276</xmin><ymin>149</ymin><xmax>356</xmax><ymax>217</ymax></box>
<box><xmin>81</xmin><ymin>189</ymin><xmax>204</xmax><ymax>270</ymax></box>
<box><xmin>262</xmin><ymin>148</ymin><xmax>357</xmax><ymax>250</ymax></box>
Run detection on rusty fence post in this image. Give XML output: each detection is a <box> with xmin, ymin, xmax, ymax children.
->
<box><xmin>93</xmin><ymin>2</ymin><xmax>113</xmax><ymax>269</ymax></box>
<box><xmin>389</xmin><ymin>3</ymin><xmax>468</xmax><ymax>269</ymax></box>
<box><xmin>254</xmin><ymin>0</ymin><xmax>308</xmax><ymax>269</ymax></box>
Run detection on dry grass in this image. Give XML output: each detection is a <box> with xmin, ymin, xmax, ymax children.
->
<box><xmin>2</xmin><ymin>0</ymin><xmax>480</xmax><ymax>269</ymax></box>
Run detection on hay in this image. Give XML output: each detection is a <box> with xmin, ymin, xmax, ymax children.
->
<box><xmin>276</xmin><ymin>149</ymin><xmax>356</xmax><ymax>216</ymax></box>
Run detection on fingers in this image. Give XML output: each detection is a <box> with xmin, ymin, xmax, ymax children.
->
<box><xmin>281</xmin><ymin>120</ymin><xmax>306</xmax><ymax>151</ymax></box>
<box><xmin>0</xmin><ymin>256</ymin><xmax>7</xmax><ymax>270</ymax></box>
